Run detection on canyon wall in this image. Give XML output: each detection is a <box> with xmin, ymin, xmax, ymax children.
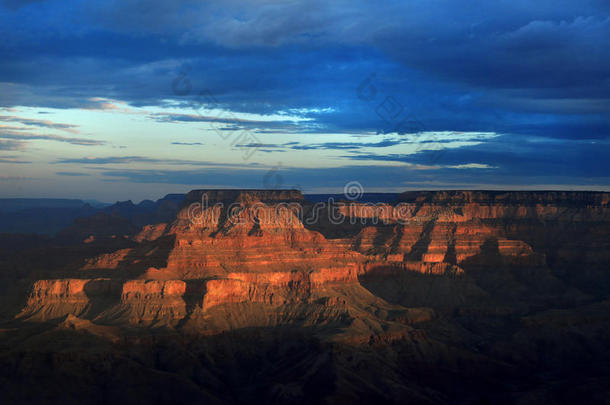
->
<box><xmin>6</xmin><ymin>189</ymin><xmax>610</xmax><ymax>405</ymax></box>
<box><xmin>17</xmin><ymin>190</ymin><xmax>610</xmax><ymax>330</ymax></box>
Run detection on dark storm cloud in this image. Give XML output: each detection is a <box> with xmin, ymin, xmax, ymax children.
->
<box><xmin>0</xmin><ymin>0</ymin><xmax>44</xmax><ymax>10</ymax></box>
<box><xmin>2</xmin><ymin>1</ymin><xmax>606</xmax><ymax>138</ymax></box>
<box><xmin>1</xmin><ymin>0</ymin><xmax>609</xmax><ymax>188</ymax></box>
<box><xmin>344</xmin><ymin>135</ymin><xmax>610</xmax><ymax>179</ymax></box>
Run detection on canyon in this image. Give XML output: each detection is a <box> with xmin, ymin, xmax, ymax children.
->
<box><xmin>1</xmin><ymin>189</ymin><xmax>609</xmax><ymax>404</ymax></box>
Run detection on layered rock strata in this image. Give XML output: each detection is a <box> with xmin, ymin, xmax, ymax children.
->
<box><xmin>18</xmin><ymin>190</ymin><xmax>610</xmax><ymax>331</ymax></box>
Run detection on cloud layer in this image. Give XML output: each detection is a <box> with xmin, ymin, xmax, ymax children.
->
<box><xmin>1</xmin><ymin>0</ymin><xmax>609</xmax><ymax>199</ymax></box>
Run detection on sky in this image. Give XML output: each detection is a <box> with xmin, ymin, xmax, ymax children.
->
<box><xmin>1</xmin><ymin>0</ymin><xmax>609</xmax><ymax>202</ymax></box>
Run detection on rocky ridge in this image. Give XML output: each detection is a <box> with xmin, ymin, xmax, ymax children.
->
<box><xmin>3</xmin><ymin>189</ymin><xmax>610</xmax><ymax>404</ymax></box>
<box><xmin>17</xmin><ymin>190</ymin><xmax>609</xmax><ymax>332</ymax></box>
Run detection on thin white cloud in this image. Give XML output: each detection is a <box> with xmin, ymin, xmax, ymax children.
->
<box><xmin>0</xmin><ymin>139</ymin><xmax>26</xmax><ymax>151</ymax></box>
<box><xmin>0</xmin><ymin>115</ymin><xmax>80</xmax><ymax>134</ymax></box>
<box><xmin>0</xmin><ymin>129</ymin><xmax>105</xmax><ymax>146</ymax></box>
<box><xmin>447</xmin><ymin>163</ymin><xmax>497</xmax><ymax>169</ymax></box>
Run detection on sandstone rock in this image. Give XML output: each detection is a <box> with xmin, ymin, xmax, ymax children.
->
<box><xmin>19</xmin><ymin>278</ymin><xmax>122</xmax><ymax>321</ymax></box>
<box><xmin>16</xmin><ymin>190</ymin><xmax>610</xmax><ymax>332</ymax></box>
<box><xmin>6</xmin><ymin>189</ymin><xmax>610</xmax><ymax>405</ymax></box>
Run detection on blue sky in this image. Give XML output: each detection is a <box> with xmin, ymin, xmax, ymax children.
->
<box><xmin>1</xmin><ymin>0</ymin><xmax>609</xmax><ymax>201</ymax></box>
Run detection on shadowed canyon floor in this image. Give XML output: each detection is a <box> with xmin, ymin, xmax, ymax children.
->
<box><xmin>1</xmin><ymin>190</ymin><xmax>609</xmax><ymax>404</ymax></box>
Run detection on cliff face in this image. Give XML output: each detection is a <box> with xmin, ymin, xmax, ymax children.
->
<box><xmin>17</xmin><ymin>190</ymin><xmax>610</xmax><ymax>330</ymax></box>
<box><xmin>20</xmin><ymin>279</ymin><xmax>122</xmax><ymax>321</ymax></box>
<box><xmin>345</xmin><ymin>190</ymin><xmax>608</xmax><ymax>270</ymax></box>
<box><xmin>19</xmin><ymin>267</ymin><xmax>360</xmax><ymax>326</ymax></box>
<box><xmin>20</xmin><ymin>190</ymin><xmax>364</xmax><ymax>327</ymax></box>
<box><xmin>153</xmin><ymin>189</ymin><xmax>360</xmax><ymax>279</ymax></box>
<box><xmin>20</xmin><ymin>278</ymin><xmax>189</xmax><ymax>325</ymax></box>
<box><xmin>6</xmin><ymin>189</ymin><xmax>610</xmax><ymax>404</ymax></box>
<box><xmin>202</xmin><ymin>266</ymin><xmax>359</xmax><ymax>309</ymax></box>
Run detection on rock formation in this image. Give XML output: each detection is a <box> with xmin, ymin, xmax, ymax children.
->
<box><xmin>17</xmin><ymin>190</ymin><xmax>610</xmax><ymax>326</ymax></box>
<box><xmin>3</xmin><ymin>189</ymin><xmax>610</xmax><ymax>404</ymax></box>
